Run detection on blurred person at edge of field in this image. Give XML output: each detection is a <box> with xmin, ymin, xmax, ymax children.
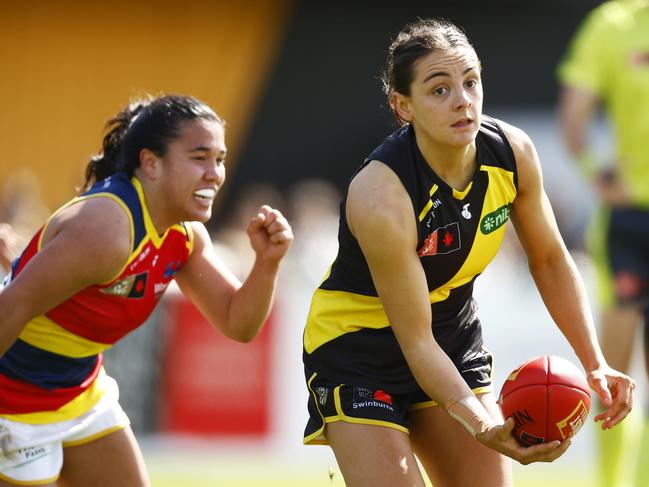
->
<box><xmin>557</xmin><ymin>1</ymin><xmax>649</xmax><ymax>486</ymax></box>
<box><xmin>1</xmin><ymin>169</ymin><xmax>51</xmax><ymax>242</ymax></box>
<box><xmin>301</xmin><ymin>18</ymin><xmax>635</xmax><ymax>487</ymax></box>
<box><xmin>0</xmin><ymin>94</ymin><xmax>293</xmax><ymax>487</ymax></box>
<box><xmin>0</xmin><ymin>224</ymin><xmax>23</xmax><ymax>279</ymax></box>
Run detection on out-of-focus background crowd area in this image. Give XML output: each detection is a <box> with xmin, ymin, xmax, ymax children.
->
<box><xmin>0</xmin><ymin>1</ymin><xmax>645</xmax><ymax>485</ymax></box>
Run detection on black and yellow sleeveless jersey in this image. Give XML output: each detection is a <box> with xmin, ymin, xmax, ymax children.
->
<box><xmin>303</xmin><ymin>116</ymin><xmax>518</xmax><ymax>392</ymax></box>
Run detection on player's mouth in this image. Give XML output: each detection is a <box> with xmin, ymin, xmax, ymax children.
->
<box><xmin>193</xmin><ymin>188</ymin><xmax>217</xmax><ymax>204</ymax></box>
<box><xmin>451</xmin><ymin>118</ymin><xmax>473</xmax><ymax>128</ymax></box>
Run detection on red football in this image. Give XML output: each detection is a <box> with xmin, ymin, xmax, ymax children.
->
<box><xmin>498</xmin><ymin>355</ymin><xmax>591</xmax><ymax>446</ymax></box>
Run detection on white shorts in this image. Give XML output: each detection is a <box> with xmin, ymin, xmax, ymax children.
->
<box><xmin>0</xmin><ymin>376</ymin><xmax>130</xmax><ymax>485</ymax></box>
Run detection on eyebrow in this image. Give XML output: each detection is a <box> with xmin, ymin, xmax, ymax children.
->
<box><xmin>423</xmin><ymin>67</ymin><xmax>477</xmax><ymax>84</ymax></box>
<box><xmin>189</xmin><ymin>146</ymin><xmax>227</xmax><ymax>155</ymax></box>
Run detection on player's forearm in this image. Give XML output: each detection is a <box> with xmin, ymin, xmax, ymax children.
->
<box><xmin>0</xmin><ymin>295</ymin><xmax>31</xmax><ymax>356</ymax></box>
<box><xmin>401</xmin><ymin>338</ymin><xmax>497</xmax><ymax>434</ymax></box>
<box><xmin>530</xmin><ymin>249</ymin><xmax>605</xmax><ymax>372</ymax></box>
<box><xmin>225</xmin><ymin>258</ymin><xmax>279</xmax><ymax>343</ymax></box>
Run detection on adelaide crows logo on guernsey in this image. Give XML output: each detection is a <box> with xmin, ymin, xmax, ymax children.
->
<box><xmin>100</xmin><ymin>272</ymin><xmax>148</xmax><ymax>298</ymax></box>
<box><xmin>417</xmin><ymin>222</ymin><xmax>461</xmax><ymax>257</ymax></box>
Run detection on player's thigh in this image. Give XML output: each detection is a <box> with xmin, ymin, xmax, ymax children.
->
<box><xmin>410</xmin><ymin>392</ymin><xmax>512</xmax><ymax>487</ymax></box>
<box><xmin>58</xmin><ymin>426</ymin><xmax>149</xmax><ymax>487</ymax></box>
<box><xmin>326</xmin><ymin>421</ymin><xmax>426</xmax><ymax>487</ymax></box>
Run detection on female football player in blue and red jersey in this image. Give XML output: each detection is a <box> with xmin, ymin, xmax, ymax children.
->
<box><xmin>0</xmin><ymin>94</ymin><xmax>293</xmax><ymax>486</ymax></box>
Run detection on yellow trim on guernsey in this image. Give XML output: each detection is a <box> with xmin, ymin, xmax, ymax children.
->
<box><xmin>0</xmin><ymin>369</ymin><xmax>108</xmax><ymax>424</ymax></box>
<box><xmin>132</xmin><ymin>176</ymin><xmax>192</xmax><ymax>251</ymax></box>
<box><xmin>18</xmin><ymin>315</ymin><xmax>110</xmax><ymax>357</ymax></box>
<box><xmin>452</xmin><ymin>181</ymin><xmax>473</xmax><ymax>200</ymax></box>
<box><xmin>418</xmin><ymin>184</ymin><xmax>439</xmax><ymax>222</ymax></box>
<box><xmin>184</xmin><ymin>221</ymin><xmax>195</xmax><ymax>255</ymax></box>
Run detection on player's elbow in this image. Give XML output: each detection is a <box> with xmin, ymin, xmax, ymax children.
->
<box><xmin>222</xmin><ymin>321</ymin><xmax>262</xmax><ymax>343</ymax></box>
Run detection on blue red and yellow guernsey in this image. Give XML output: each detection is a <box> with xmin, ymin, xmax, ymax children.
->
<box><xmin>0</xmin><ymin>173</ymin><xmax>193</xmax><ymax>424</ymax></box>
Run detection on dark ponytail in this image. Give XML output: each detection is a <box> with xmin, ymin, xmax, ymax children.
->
<box><xmin>82</xmin><ymin>94</ymin><xmax>222</xmax><ymax>192</ymax></box>
<box><xmin>83</xmin><ymin>101</ymin><xmax>147</xmax><ymax>191</ymax></box>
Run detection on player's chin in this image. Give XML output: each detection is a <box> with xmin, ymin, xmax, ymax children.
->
<box><xmin>187</xmin><ymin>206</ymin><xmax>213</xmax><ymax>223</ymax></box>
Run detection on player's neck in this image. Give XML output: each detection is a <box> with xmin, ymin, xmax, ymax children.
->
<box><xmin>418</xmin><ymin>138</ymin><xmax>477</xmax><ymax>191</ymax></box>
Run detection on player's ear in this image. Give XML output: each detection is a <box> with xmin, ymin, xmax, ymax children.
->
<box><xmin>391</xmin><ymin>92</ymin><xmax>413</xmax><ymax>124</ymax></box>
<box><xmin>139</xmin><ymin>148</ymin><xmax>161</xmax><ymax>181</ymax></box>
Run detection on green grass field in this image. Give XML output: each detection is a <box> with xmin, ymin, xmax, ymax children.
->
<box><xmin>145</xmin><ymin>451</ymin><xmax>597</xmax><ymax>487</ymax></box>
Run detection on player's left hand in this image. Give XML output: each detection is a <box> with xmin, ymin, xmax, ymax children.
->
<box><xmin>247</xmin><ymin>205</ymin><xmax>293</xmax><ymax>263</ymax></box>
<box><xmin>587</xmin><ymin>365</ymin><xmax>635</xmax><ymax>429</ymax></box>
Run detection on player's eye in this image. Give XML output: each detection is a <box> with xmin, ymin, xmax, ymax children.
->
<box><xmin>433</xmin><ymin>87</ymin><xmax>448</xmax><ymax>96</ymax></box>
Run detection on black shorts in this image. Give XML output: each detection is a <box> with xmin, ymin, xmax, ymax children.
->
<box><xmin>303</xmin><ymin>349</ymin><xmax>493</xmax><ymax>445</ymax></box>
<box><xmin>606</xmin><ymin>207</ymin><xmax>649</xmax><ymax>309</ymax></box>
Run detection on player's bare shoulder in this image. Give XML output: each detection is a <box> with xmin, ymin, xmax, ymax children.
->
<box><xmin>347</xmin><ymin>160</ymin><xmax>413</xmax><ymax>235</ymax></box>
<box><xmin>498</xmin><ymin>120</ymin><xmax>536</xmax><ymax>164</ymax></box>
<box><xmin>347</xmin><ymin>161</ymin><xmax>410</xmax><ymax>216</ymax></box>
<box><xmin>44</xmin><ymin>196</ymin><xmax>132</xmax><ymax>280</ymax></box>
<box><xmin>498</xmin><ymin>120</ymin><xmax>543</xmax><ymax>192</ymax></box>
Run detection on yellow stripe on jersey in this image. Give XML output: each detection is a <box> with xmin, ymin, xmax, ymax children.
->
<box><xmin>131</xmin><ymin>176</ymin><xmax>192</xmax><ymax>252</ymax></box>
<box><xmin>440</xmin><ymin>165</ymin><xmax>516</xmax><ymax>289</ymax></box>
<box><xmin>18</xmin><ymin>315</ymin><xmax>111</xmax><ymax>357</ymax></box>
<box><xmin>183</xmin><ymin>221</ymin><xmax>195</xmax><ymax>255</ymax></box>
<box><xmin>418</xmin><ymin>184</ymin><xmax>439</xmax><ymax>222</ymax></box>
<box><xmin>132</xmin><ymin>177</ymin><xmax>168</xmax><ymax>249</ymax></box>
<box><xmin>0</xmin><ymin>368</ymin><xmax>107</xmax><ymax>424</ymax></box>
<box><xmin>304</xmin><ymin>289</ymin><xmax>389</xmax><ymax>354</ymax></box>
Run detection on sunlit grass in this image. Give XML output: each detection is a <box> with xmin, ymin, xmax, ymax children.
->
<box><xmin>146</xmin><ymin>452</ymin><xmax>596</xmax><ymax>487</ymax></box>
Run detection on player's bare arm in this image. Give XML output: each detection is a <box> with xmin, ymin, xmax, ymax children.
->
<box><xmin>348</xmin><ymin>161</ymin><xmax>473</xmax><ymax>406</ymax></box>
<box><xmin>0</xmin><ymin>198</ymin><xmax>131</xmax><ymax>355</ymax></box>
<box><xmin>175</xmin><ymin>207</ymin><xmax>292</xmax><ymax>343</ymax></box>
<box><xmin>504</xmin><ymin>122</ymin><xmax>635</xmax><ymax>427</ymax></box>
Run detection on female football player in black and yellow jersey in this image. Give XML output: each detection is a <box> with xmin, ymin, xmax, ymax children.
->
<box><xmin>302</xmin><ymin>18</ymin><xmax>634</xmax><ymax>487</ymax></box>
<box><xmin>0</xmin><ymin>95</ymin><xmax>293</xmax><ymax>486</ymax></box>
